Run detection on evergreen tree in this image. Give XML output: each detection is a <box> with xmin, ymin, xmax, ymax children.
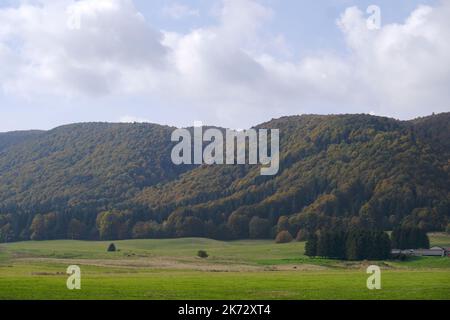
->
<box><xmin>305</xmin><ymin>234</ymin><xmax>318</xmax><ymax>257</ymax></box>
<box><xmin>345</xmin><ymin>230</ymin><xmax>362</xmax><ymax>261</ymax></box>
<box><xmin>317</xmin><ymin>232</ymin><xmax>332</xmax><ymax>257</ymax></box>
<box><xmin>107</xmin><ymin>243</ymin><xmax>116</xmax><ymax>252</ymax></box>
<box><xmin>390</xmin><ymin>227</ymin><xmax>430</xmax><ymax>249</ymax></box>
<box><xmin>332</xmin><ymin>231</ymin><xmax>347</xmax><ymax>259</ymax></box>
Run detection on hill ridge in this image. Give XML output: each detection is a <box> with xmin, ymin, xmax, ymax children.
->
<box><xmin>0</xmin><ymin>113</ymin><xmax>448</xmax><ymax>242</ymax></box>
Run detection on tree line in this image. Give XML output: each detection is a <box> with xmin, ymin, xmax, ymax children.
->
<box><xmin>0</xmin><ymin>114</ymin><xmax>449</xmax><ymax>242</ymax></box>
<box><xmin>304</xmin><ymin>227</ymin><xmax>430</xmax><ymax>260</ymax></box>
<box><xmin>391</xmin><ymin>227</ymin><xmax>430</xmax><ymax>249</ymax></box>
<box><xmin>305</xmin><ymin>230</ymin><xmax>391</xmax><ymax>260</ymax></box>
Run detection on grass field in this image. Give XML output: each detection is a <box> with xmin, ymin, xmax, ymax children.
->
<box><xmin>0</xmin><ymin>234</ymin><xmax>449</xmax><ymax>300</ymax></box>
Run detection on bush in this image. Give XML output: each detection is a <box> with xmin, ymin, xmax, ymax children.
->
<box><xmin>446</xmin><ymin>224</ymin><xmax>450</xmax><ymax>235</ymax></box>
<box><xmin>275</xmin><ymin>231</ymin><xmax>293</xmax><ymax>244</ymax></box>
<box><xmin>197</xmin><ymin>250</ymin><xmax>209</xmax><ymax>258</ymax></box>
<box><xmin>107</xmin><ymin>243</ymin><xmax>116</xmax><ymax>252</ymax></box>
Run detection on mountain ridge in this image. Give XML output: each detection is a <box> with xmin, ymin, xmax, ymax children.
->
<box><xmin>0</xmin><ymin>113</ymin><xmax>448</xmax><ymax>241</ymax></box>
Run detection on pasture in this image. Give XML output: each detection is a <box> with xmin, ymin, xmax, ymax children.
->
<box><xmin>0</xmin><ymin>234</ymin><xmax>449</xmax><ymax>300</ymax></box>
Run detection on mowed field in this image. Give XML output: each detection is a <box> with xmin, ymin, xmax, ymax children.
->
<box><xmin>0</xmin><ymin>234</ymin><xmax>449</xmax><ymax>300</ymax></box>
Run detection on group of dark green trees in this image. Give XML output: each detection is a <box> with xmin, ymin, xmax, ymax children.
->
<box><xmin>305</xmin><ymin>230</ymin><xmax>391</xmax><ymax>260</ymax></box>
<box><xmin>391</xmin><ymin>227</ymin><xmax>430</xmax><ymax>249</ymax></box>
<box><xmin>305</xmin><ymin>227</ymin><xmax>431</xmax><ymax>260</ymax></box>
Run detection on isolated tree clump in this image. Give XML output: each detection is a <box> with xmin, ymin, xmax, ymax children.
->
<box><xmin>275</xmin><ymin>231</ymin><xmax>293</xmax><ymax>244</ymax></box>
<box><xmin>107</xmin><ymin>243</ymin><xmax>116</xmax><ymax>252</ymax></box>
<box><xmin>197</xmin><ymin>250</ymin><xmax>209</xmax><ymax>258</ymax></box>
<box><xmin>305</xmin><ymin>230</ymin><xmax>391</xmax><ymax>261</ymax></box>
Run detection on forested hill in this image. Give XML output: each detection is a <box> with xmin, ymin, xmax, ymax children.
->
<box><xmin>0</xmin><ymin>130</ymin><xmax>43</xmax><ymax>152</ymax></box>
<box><xmin>0</xmin><ymin>113</ymin><xmax>449</xmax><ymax>242</ymax></box>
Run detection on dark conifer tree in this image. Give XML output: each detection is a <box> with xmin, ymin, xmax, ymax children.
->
<box><xmin>305</xmin><ymin>234</ymin><xmax>318</xmax><ymax>257</ymax></box>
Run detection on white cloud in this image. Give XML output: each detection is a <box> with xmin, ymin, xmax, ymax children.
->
<box><xmin>0</xmin><ymin>0</ymin><xmax>449</xmax><ymax>126</ymax></box>
<box><xmin>162</xmin><ymin>3</ymin><xmax>199</xmax><ymax>19</ymax></box>
<box><xmin>0</xmin><ymin>0</ymin><xmax>168</xmax><ymax>97</ymax></box>
<box><xmin>335</xmin><ymin>3</ymin><xmax>450</xmax><ymax>118</ymax></box>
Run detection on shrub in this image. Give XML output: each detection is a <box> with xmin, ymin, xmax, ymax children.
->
<box><xmin>275</xmin><ymin>231</ymin><xmax>293</xmax><ymax>244</ymax></box>
<box><xmin>446</xmin><ymin>224</ymin><xmax>450</xmax><ymax>235</ymax></box>
<box><xmin>197</xmin><ymin>250</ymin><xmax>209</xmax><ymax>258</ymax></box>
<box><xmin>107</xmin><ymin>243</ymin><xmax>116</xmax><ymax>252</ymax></box>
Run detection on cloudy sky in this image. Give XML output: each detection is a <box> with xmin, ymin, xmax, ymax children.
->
<box><xmin>0</xmin><ymin>0</ymin><xmax>449</xmax><ymax>132</ymax></box>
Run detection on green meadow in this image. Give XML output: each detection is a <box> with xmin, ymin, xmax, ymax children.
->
<box><xmin>0</xmin><ymin>234</ymin><xmax>449</xmax><ymax>300</ymax></box>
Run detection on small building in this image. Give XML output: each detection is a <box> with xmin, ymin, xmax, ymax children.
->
<box><xmin>391</xmin><ymin>247</ymin><xmax>447</xmax><ymax>257</ymax></box>
<box><xmin>415</xmin><ymin>248</ymin><xmax>445</xmax><ymax>257</ymax></box>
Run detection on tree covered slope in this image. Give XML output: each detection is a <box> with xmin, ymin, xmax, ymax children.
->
<box><xmin>0</xmin><ymin>123</ymin><xmax>194</xmax><ymax>231</ymax></box>
<box><xmin>0</xmin><ymin>114</ymin><xmax>448</xmax><ymax>241</ymax></box>
<box><xmin>0</xmin><ymin>130</ymin><xmax>43</xmax><ymax>152</ymax></box>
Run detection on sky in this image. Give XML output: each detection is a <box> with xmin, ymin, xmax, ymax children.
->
<box><xmin>0</xmin><ymin>0</ymin><xmax>449</xmax><ymax>132</ymax></box>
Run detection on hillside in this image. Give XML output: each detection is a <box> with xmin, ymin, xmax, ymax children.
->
<box><xmin>0</xmin><ymin>113</ymin><xmax>449</xmax><ymax>241</ymax></box>
<box><xmin>0</xmin><ymin>130</ymin><xmax>43</xmax><ymax>152</ymax></box>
